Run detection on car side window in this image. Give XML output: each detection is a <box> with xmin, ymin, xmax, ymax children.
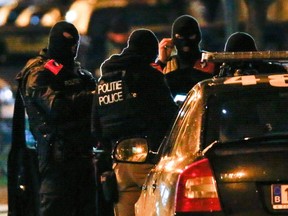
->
<box><xmin>162</xmin><ymin>88</ymin><xmax>202</xmax><ymax>158</ymax></box>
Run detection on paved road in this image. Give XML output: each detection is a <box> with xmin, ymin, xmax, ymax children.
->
<box><xmin>0</xmin><ymin>186</ymin><xmax>7</xmax><ymax>216</ymax></box>
<box><xmin>0</xmin><ymin>205</ymin><xmax>7</xmax><ymax>216</ymax></box>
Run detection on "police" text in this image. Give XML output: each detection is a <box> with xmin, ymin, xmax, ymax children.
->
<box><xmin>98</xmin><ymin>80</ymin><xmax>124</xmax><ymax>105</ymax></box>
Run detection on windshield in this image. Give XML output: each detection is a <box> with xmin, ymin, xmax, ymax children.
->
<box><xmin>206</xmin><ymin>88</ymin><xmax>288</xmax><ymax>144</ymax></box>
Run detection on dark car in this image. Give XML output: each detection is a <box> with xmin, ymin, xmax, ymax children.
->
<box><xmin>0</xmin><ymin>1</ymin><xmax>68</xmax><ymax>64</ymax></box>
<box><xmin>114</xmin><ymin>72</ymin><xmax>288</xmax><ymax>215</ymax></box>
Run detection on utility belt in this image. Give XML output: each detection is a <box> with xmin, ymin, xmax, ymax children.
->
<box><xmin>52</xmin><ymin>139</ymin><xmax>94</xmax><ymax>161</ymax></box>
<box><xmin>35</xmin><ymin>130</ymin><xmax>93</xmax><ymax>167</ymax></box>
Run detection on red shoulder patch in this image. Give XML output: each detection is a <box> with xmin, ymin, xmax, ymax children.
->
<box><xmin>150</xmin><ymin>62</ymin><xmax>163</xmax><ymax>73</ymax></box>
<box><xmin>44</xmin><ymin>59</ymin><xmax>63</xmax><ymax>75</ymax></box>
<box><xmin>193</xmin><ymin>59</ymin><xmax>215</xmax><ymax>74</ymax></box>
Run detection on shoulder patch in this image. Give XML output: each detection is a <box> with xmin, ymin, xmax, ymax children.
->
<box><xmin>151</xmin><ymin>63</ymin><xmax>163</xmax><ymax>73</ymax></box>
<box><xmin>44</xmin><ymin>59</ymin><xmax>63</xmax><ymax>75</ymax></box>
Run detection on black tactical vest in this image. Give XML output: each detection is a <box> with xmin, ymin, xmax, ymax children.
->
<box><xmin>95</xmin><ymin>70</ymin><xmax>146</xmax><ymax>141</ymax></box>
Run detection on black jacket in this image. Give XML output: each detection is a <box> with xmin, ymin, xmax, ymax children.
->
<box><xmin>17</xmin><ymin>49</ymin><xmax>96</xmax><ymax>162</ymax></box>
<box><xmin>163</xmin><ymin>55</ymin><xmax>214</xmax><ymax>97</ymax></box>
<box><xmin>8</xmin><ymin>49</ymin><xmax>96</xmax><ymax>216</ymax></box>
<box><xmin>92</xmin><ymin>50</ymin><xmax>178</xmax><ymax>152</ymax></box>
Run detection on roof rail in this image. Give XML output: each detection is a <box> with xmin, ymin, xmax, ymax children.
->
<box><xmin>201</xmin><ymin>51</ymin><xmax>288</xmax><ymax>62</ymax></box>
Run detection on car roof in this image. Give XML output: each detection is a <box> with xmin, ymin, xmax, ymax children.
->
<box><xmin>195</xmin><ymin>73</ymin><xmax>288</xmax><ymax>96</ymax></box>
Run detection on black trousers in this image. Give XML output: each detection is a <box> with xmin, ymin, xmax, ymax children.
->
<box><xmin>39</xmin><ymin>157</ymin><xmax>97</xmax><ymax>216</ymax></box>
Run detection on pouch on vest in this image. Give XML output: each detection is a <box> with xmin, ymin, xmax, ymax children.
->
<box><xmin>100</xmin><ymin>170</ymin><xmax>119</xmax><ymax>203</ymax></box>
<box><xmin>95</xmin><ymin>70</ymin><xmax>146</xmax><ymax>140</ymax></box>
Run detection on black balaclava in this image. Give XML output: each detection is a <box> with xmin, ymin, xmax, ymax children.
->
<box><xmin>224</xmin><ymin>32</ymin><xmax>257</xmax><ymax>52</ymax></box>
<box><xmin>221</xmin><ymin>32</ymin><xmax>258</xmax><ymax>77</ymax></box>
<box><xmin>47</xmin><ymin>21</ymin><xmax>80</xmax><ymax>67</ymax></box>
<box><xmin>172</xmin><ymin>15</ymin><xmax>202</xmax><ymax>63</ymax></box>
<box><xmin>124</xmin><ymin>28</ymin><xmax>159</xmax><ymax>63</ymax></box>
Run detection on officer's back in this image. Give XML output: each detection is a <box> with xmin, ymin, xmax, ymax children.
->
<box><xmin>91</xmin><ymin>29</ymin><xmax>178</xmax><ymax>216</ymax></box>
<box><xmin>93</xmin><ymin>28</ymin><xmax>178</xmax><ymax>152</ymax></box>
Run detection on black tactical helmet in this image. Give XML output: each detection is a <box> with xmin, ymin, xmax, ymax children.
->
<box><xmin>224</xmin><ymin>32</ymin><xmax>257</xmax><ymax>52</ymax></box>
<box><xmin>126</xmin><ymin>28</ymin><xmax>159</xmax><ymax>62</ymax></box>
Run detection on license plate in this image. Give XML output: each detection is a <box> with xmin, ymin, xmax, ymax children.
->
<box><xmin>271</xmin><ymin>184</ymin><xmax>288</xmax><ymax>209</ymax></box>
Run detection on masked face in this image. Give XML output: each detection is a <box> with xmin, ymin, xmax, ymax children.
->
<box><xmin>173</xmin><ymin>32</ymin><xmax>200</xmax><ymax>61</ymax></box>
<box><xmin>172</xmin><ymin>15</ymin><xmax>202</xmax><ymax>62</ymax></box>
<box><xmin>48</xmin><ymin>21</ymin><xmax>80</xmax><ymax>66</ymax></box>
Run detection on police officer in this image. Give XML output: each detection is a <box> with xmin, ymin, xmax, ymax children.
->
<box><xmin>16</xmin><ymin>21</ymin><xmax>97</xmax><ymax>216</ymax></box>
<box><xmin>92</xmin><ymin>29</ymin><xmax>178</xmax><ymax>216</ymax></box>
<box><xmin>157</xmin><ymin>15</ymin><xmax>215</xmax><ymax>99</ymax></box>
<box><xmin>219</xmin><ymin>31</ymin><xmax>287</xmax><ymax>76</ymax></box>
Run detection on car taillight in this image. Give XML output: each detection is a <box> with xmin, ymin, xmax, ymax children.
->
<box><xmin>175</xmin><ymin>158</ymin><xmax>222</xmax><ymax>212</ymax></box>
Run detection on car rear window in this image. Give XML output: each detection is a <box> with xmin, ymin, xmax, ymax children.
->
<box><xmin>206</xmin><ymin>88</ymin><xmax>288</xmax><ymax>144</ymax></box>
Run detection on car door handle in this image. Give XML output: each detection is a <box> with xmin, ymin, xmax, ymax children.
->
<box><xmin>152</xmin><ymin>182</ymin><xmax>157</xmax><ymax>192</ymax></box>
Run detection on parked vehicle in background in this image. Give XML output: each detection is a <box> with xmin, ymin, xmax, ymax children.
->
<box><xmin>113</xmin><ymin>54</ymin><xmax>288</xmax><ymax>215</ymax></box>
<box><xmin>0</xmin><ymin>0</ymin><xmax>68</xmax><ymax>64</ymax></box>
<box><xmin>0</xmin><ymin>0</ymin><xmax>25</xmax><ymax>26</ymax></box>
<box><xmin>65</xmin><ymin>0</ymin><xmax>181</xmax><ymax>75</ymax></box>
<box><xmin>0</xmin><ymin>0</ymin><xmax>179</xmax><ymax>68</ymax></box>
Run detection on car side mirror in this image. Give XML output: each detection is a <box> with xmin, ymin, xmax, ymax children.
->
<box><xmin>113</xmin><ymin>137</ymin><xmax>149</xmax><ymax>163</ymax></box>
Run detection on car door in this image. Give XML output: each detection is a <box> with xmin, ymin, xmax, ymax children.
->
<box><xmin>135</xmin><ymin>87</ymin><xmax>204</xmax><ymax>216</ymax></box>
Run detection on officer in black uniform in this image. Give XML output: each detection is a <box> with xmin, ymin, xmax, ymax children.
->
<box><xmin>219</xmin><ymin>31</ymin><xmax>287</xmax><ymax>76</ymax></box>
<box><xmin>15</xmin><ymin>21</ymin><xmax>97</xmax><ymax>216</ymax></box>
<box><xmin>92</xmin><ymin>29</ymin><xmax>178</xmax><ymax>216</ymax></box>
<box><xmin>157</xmin><ymin>15</ymin><xmax>215</xmax><ymax>99</ymax></box>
